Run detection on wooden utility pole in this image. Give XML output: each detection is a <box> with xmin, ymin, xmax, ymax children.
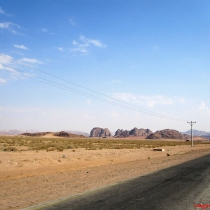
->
<box><xmin>187</xmin><ymin>121</ymin><xmax>196</xmax><ymax>147</ymax></box>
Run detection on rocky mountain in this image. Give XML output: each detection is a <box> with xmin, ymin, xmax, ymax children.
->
<box><xmin>114</xmin><ymin>127</ymin><xmax>153</xmax><ymax>138</ymax></box>
<box><xmin>146</xmin><ymin>129</ymin><xmax>190</xmax><ymax>140</ymax></box>
<box><xmin>114</xmin><ymin>129</ymin><xmax>130</xmax><ymax>138</ymax></box>
<box><xmin>89</xmin><ymin>127</ymin><xmax>112</xmax><ymax>137</ymax></box>
<box><xmin>182</xmin><ymin>130</ymin><xmax>210</xmax><ymax>137</ymax></box>
<box><xmin>129</xmin><ymin>127</ymin><xmax>153</xmax><ymax>136</ymax></box>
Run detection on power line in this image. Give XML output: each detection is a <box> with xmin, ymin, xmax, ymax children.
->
<box><xmin>2</xmin><ymin>54</ymin><xmax>163</xmax><ymax>116</ymax></box>
<box><xmin>1</xmin><ymin>55</ymin><xmax>186</xmax><ymax>121</ymax></box>
<box><xmin>3</xmin><ymin>64</ymin><xmax>179</xmax><ymax>120</ymax></box>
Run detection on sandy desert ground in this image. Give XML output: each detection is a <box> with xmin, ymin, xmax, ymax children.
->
<box><xmin>0</xmin><ymin>143</ymin><xmax>210</xmax><ymax>210</ymax></box>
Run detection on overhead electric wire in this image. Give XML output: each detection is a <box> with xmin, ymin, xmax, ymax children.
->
<box><xmin>4</xmin><ymin>64</ymin><xmax>178</xmax><ymax>120</ymax></box>
<box><xmin>4</xmin><ymin>65</ymin><xmax>150</xmax><ymax>111</ymax></box>
<box><xmin>1</xmin><ymin>54</ymin><xmax>178</xmax><ymax>118</ymax></box>
<box><xmin>2</xmin><ymin>55</ymin><xmax>186</xmax><ymax>121</ymax></box>
<box><xmin>4</xmin><ymin>64</ymin><xmax>175</xmax><ymax>119</ymax></box>
<box><xmin>1</xmin><ymin>55</ymin><xmax>186</xmax><ymax>121</ymax></box>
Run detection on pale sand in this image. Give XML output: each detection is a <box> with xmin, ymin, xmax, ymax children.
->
<box><xmin>0</xmin><ymin>144</ymin><xmax>209</xmax><ymax>210</ymax></box>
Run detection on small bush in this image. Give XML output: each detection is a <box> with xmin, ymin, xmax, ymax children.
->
<box><xmin>0</xmin><ymin>136</ymin><xmax>209</xmax><ymax>152</ymax></box>
<box><xmin>57</xmin><ymin>146</ymin><xmax>64</xmax><ymax>152</ymax></box>
<box><xmin>3</xmin><ymin>147</ymin><xmax>18</xmax><ymax>152</ymax></box>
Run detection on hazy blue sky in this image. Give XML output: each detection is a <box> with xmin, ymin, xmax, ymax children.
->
<box><xmin>0</xmin><ymin>0</ymin><xmax>210</xmax><ymax>133</ymax></box>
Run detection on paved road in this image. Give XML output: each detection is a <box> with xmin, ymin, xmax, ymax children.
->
<box><xmin>28</xmin><ymin>154</ymin><xmax>210</xmax><ymax>210</ymax></box>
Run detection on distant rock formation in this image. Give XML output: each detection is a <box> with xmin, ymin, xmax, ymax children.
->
<box><xmin>114</xmin><ymin>129</ymin><xmax>130</xmax><ymax>138</ymax></box>
<box><xmin>64</xmin><ymin>130</ymin><xmax>89</xmax><ymax>137</ymax></box>
<box><xmin>54</xmin><ymin>131</ymin><xmax>86</xmax><ymax>138</ymax></box>
<box><xmin>146</xmin><ymin>129</ymin><xmax>190</xmax><ymax>140</ymax></box>
<box><xmin>182</xmin><ymin>129</ymin><xmax>210</xmax><ymax>137</ymax></box>
<box><xmin>129</xmin><ymin>127</ymin><xmax>153</xmax><ymax>136</ymax></box>
<box><xmin>0</xmin><ymin>130</ymin><xmax>39</xmax><ymax>135</ymax></box>
<box><xmin>21</xmin><ymin>132</ymin><xmax>50</xmax><ymax>137</ymax></box>
<box><xmin>54</xmin><ymin>131</ymin><xmax>70</xmax><ymax>137</ymax></box>
<box><xmin>89</xmin><ymin>127</ymin><xmax>112</xmax><ymax>137</ymax></box>
<box><xmin>182</xmin><ymin>134</ymin><xmax>190</xmax><ymax>139</ymax></box>
<box><xmin>21</xmin><ymin>131</ymin><xmax>86</xmax><ymax>138</ymax></box>
<box><xmin>114</xmin><ymin>127</ymin><xmax>153</xmax><ymax>138</ymax></box>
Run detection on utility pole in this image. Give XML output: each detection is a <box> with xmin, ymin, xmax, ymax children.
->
<box><xmin>187</xmin><ymin>121</ymin><xmax>196</xmax><ymax>147</ymax></box>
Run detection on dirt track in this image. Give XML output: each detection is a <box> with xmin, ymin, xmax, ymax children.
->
<box><xmin>35</xmin><ymin>154</ymin><xmax>210</xmax><ymax>210</ymax></box>
<box><xmin>0</xmin><ymin>144</ymin><xmax>210</xmax><ymax>209</ymax></box>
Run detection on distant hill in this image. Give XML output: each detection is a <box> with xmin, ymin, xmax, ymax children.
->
<box><xmin>0</xmin><ymin>129</ymin><xmax>89</xmax><ymax>137</ymax></box>
<box><xmin>21</xmin><ymin>131</ymin><xmax>87</xmax><ymax>138</ymax></box>
<box><xmin>64</xmin><ymin>130</ymin><xmax>89</xmax><ymax>137</ymax></box>
<box><xmin>0</xmin><ymin>129</ymin><xmax>39</xmax><ymax>135</ymax></box>
<box><xmin>147</xmin><ymin>129</ymin><xmax>189</xmax><ymax>140</ymax></box>
<box><xmin>54</xmin><ymin>131</ymin><xmax>87</xmax><ymax>138</ymax></box>
<box><xmin>182</xmin><ymin>130</ymin><xmax>210</xmax><ymax>137</ymax></box>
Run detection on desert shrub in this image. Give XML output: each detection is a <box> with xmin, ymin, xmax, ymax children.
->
<box><xmin>46</xmin><ymin>147</ymin><xmax>55</xmax><ymax>152</ymax></box>
<box><xmin>0</xmin><ymin>136</ymin><xmax>209</xmax><ymax>151</ymax></box>
<box><xmin>3</xmin><ymin>146</ymin><xmax>18</xmax><ymax>152</ymax></box>
<box><xmin>56</xmin><ymin>146</ymin><xmax>65</xmax><ymax>152</ymax></box>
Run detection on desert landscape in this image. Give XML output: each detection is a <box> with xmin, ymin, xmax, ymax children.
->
<box><xmin>0</xmin><ymin>132</ymin><xmax>210</xmax><ymax>210</ymax></box>
<box><xmin>1</xmin><ymin>2</ymin><xmax>210</xmax><ymax>209</ymax></box>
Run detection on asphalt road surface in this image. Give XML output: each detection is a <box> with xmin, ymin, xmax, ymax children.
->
<box><xmin>27</xmin><ymin>154</ymin><xmax>210</xmax><ymax>210</ymax></box>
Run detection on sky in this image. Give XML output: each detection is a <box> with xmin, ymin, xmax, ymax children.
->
<box><xmin>0</xmin><ymin>0</ymin><xmax>210</xmax><ymax>133</ymax></box>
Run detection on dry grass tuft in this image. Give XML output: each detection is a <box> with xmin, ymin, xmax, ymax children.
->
<box><xmin>0</xmin><ymin>136</ymin><xmax>209</xmax><ymax>152</ymax></box>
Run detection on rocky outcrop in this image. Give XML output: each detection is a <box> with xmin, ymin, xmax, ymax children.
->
<box><xmin>89</xmin><ymin>127</ymin><xmax>112</xmax><ymax>137</ymax></box>
<box><xmin>129</xmin><ymin>127</ymin><xmax>153</xmax><ymax>136</ymax></box>
<box><xmin>182</xmin><ymin>134</ymin><xmax>191</xmax><ymax>139</ymax></box>
<box><xmin>21</xmin><ymin>132</ymin><xmax>50</xmax><ymax>137</ymax></box>
<box><xmin>114</xmin><ymin>129</ymin><xmax>130</xmax><ymax>138</ymax></box>
<box><xmin>54</xmin><ymin>131</ymin><xmax>86</xmax><ymax>138</ymax></box>
<box><xmin>64</xmin><ymin>130</ymin><xmax>89</xmax><ymax>137</ymax></box>
<box><xmin>114</xmin><ymin>127</ymin><xmax>153</xmax><ymax>138</ymax></box>
<box><xmin>22</xmin><ymin>131</ymin><xmax>86</xmax><ymax>138</ymax></box>
<box><xmin>54</xmin><ymin>131</ymin><xmax>70</xmax><ymax>137</ymax></box>
<box><xmin>146</xmin><ymin>129</ymin><xmax>190</xmax><ymax>140</ymax></box>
